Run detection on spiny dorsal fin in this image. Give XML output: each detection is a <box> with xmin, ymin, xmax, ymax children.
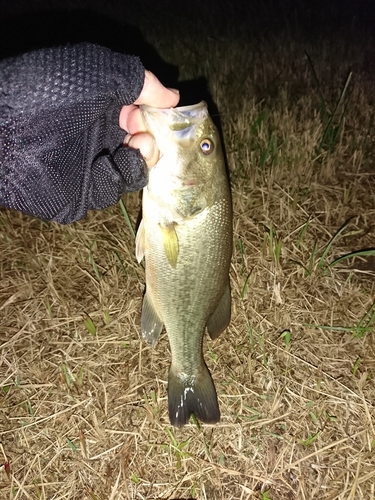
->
<box><xmin>159</xmin><ymin>223</ymin><xmax>179</xmax><ymax>268</ymax></box>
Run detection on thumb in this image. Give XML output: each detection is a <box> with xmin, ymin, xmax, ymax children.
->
<box><xmin>134</xmin><ymin>70</ymin><xmax>179</xmax><ymax>108</ymax></box>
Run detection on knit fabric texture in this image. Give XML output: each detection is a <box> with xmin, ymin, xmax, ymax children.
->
<box><xmin>0</xmin><ymin>43</ymin><xmax>147</xmax><ymax>223</ymax></box>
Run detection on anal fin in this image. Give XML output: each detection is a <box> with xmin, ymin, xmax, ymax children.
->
<box><xmin>141</xmin><ymin>292</ymin><xmax>163</xmax><ymax>346</ymax></box>
<box><xmin>207</xmin><ymin>281</ymin><xmax>231</xmax><ymax>339</ymax></box>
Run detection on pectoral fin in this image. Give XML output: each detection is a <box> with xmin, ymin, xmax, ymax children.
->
<box><xmin>135</xmin><ymin>219</ymin><xmax>145</xmax><ymax>263</ymax></box>
<box><xmin>141</xmin><ymin>292</ymin><xmax>163</xmax><ymax>346</ymax></box>
<box><xmin>207</xmin><ymin>281</ymin><xmax>231</xmax><ymax>339</ymax></box>
<box><xmin>159</xmin><ymin>223</ymin><xmax>179</xmax><ymax>268</ymax></box>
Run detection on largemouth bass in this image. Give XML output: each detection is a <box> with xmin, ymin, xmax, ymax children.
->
<box><xmin>135</xmin><ymin>101</ymin><xmax>232</xmax><ymax>427</ymax></box>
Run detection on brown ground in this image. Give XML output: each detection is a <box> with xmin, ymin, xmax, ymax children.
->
<box><xmin>1</xmin><ymin>2</ymin><xmax>375</xmax><ymax>499</ymax></box>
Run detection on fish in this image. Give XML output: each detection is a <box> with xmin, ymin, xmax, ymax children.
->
<box><xmin>135</xmin><ymin>101</ymin><xmax>232</xmax><ymax>427</ymax></box>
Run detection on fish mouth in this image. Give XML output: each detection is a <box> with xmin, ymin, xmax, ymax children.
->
<box><xmin>141</xmin><ymin>101</ymin><xmax>207</xmax><ymax>114</ymax></box>
<box><xmin>170</xmin><ymin>101</ymin><xmax>207</xmax><ymax>113</ymax></box>
<box><xmin>140</xmin><ymin>101</ymin><xmax>209</xmax><ymax>133</ymax></box>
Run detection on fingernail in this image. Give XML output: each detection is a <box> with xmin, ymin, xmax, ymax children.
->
<box><xmin>168</xmin><ymin>87</ymin><xmax>180</xmax><ymax>95</ymax></box>
<box><xmin>124</xmin><ymin>133</ymin><xmax>132</xmax><ymax>146</ymax></box>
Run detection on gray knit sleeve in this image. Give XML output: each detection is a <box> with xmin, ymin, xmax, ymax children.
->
<box><xmin>0</xmin><ymin>43</ymin><xmax>147</xmax><ymax>223</ymax></box>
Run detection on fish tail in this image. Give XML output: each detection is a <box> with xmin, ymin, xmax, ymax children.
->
<box><xmin>168</xmin><ymin>364</ymin><xmax>220</xmax><ymax>427</ymax></box>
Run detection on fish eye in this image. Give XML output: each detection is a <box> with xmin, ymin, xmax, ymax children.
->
<box><xmin>200</xmin><ymin>138</ymin><xmax>214</xmax><ymax>155</ymax></box>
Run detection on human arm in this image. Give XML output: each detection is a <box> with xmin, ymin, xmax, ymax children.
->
<box><xmin>0</xmin><ymin>43</ymin><xmax>179</xmax><ymax>223</ymax></box>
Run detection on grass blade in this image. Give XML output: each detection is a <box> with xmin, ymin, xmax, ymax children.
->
<box><xmin>119</xmin><ymin>199</ymin><xmax>136</xmax><ymax>239</ymax></box>
<box><xmin>318</xmin><ymin>217</ymin><xmax>354</xmax><ymax>269</ymax></box>
<box><xmin>328</xmin><ymin>249</ymin><xmax>375</xmax><ymax>268</ymax></box>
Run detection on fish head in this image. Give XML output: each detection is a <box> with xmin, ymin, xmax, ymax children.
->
<box><xmin>140</xmin><ymin>102</ymin><xmax>227</xmax><ymax>220</ymax></box>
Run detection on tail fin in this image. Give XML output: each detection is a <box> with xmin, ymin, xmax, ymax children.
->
<box><xmin>168</xmin><ymin>364</ymin><xmax>220</xmax><ymax>427</ymax></box>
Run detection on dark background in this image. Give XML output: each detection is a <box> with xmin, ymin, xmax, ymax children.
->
<box><xmin>1</xmin><ymin>0</ymin><xmax>374</xmax><ymax>74</ymax></box>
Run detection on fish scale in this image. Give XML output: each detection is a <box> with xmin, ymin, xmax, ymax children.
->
<box><xmin>146</xmin><ymin>200</ymin><xmax>231</xmax><ymax>368</ymax></box>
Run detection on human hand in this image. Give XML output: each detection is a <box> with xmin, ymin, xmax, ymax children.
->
<box><xmin>119</xmin><ymin>70</ymin><xmax>180</xmax><ymax>168</ymax></box>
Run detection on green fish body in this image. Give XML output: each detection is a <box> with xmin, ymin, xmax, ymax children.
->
<box><xmin>136</xmin><ymin>101</ymin><xmax>232</xmax><ymax>427</ymax></box>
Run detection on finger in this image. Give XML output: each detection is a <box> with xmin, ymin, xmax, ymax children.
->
<box><xmin>134</xmin><ymin>70</ymin><xmax>180</xmax><ymax>108</ymax></box>
<box><xmin>125</xmin><ymin>132</ymin><xmax>159</xmax><ymax>168</ymax></box>
<box><xmin>119</xmin><ymin>106</ymin><xmax>147</xmax><ymax>135</ymax></box>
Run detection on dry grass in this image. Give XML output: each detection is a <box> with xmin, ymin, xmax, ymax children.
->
<box><xmin>1</xmin><ymin>3</ymin><xmax>375</xmax><ymax>499</ymax></box>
